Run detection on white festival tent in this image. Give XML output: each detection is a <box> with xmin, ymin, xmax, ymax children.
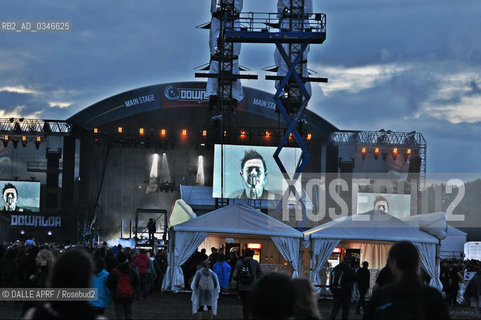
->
<box><xmin>161</xmin><ymin>203</ymin><xmax>304</xmax><ymax>291</ymax></box>
<box><xmin>304</xmin><ymin>210</ymin><xmax>443</xmax><ymax>290</ymax></box>
<box><xmin>440</xmin><ymin>226</ymin><xmax>467</xmax><ymax>259</ymax></box>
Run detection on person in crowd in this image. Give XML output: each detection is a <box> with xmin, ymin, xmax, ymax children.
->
<box><xmin>364</xmin><ymin>241</ymin><xmax>450</xmax><ymax>320</ymax></box>
<box><xmin>233</xmin><ymin>248</ymin><xmax>263</xmax><ymax>320</ymax></box>
<box><xmin>31</xmin><ymin>249</ymin><xmax>56</xmax><ymax>288</ymax></box>
<box><xmin>2</xmin><ymin>248</ymin><xmax>18</xmax><ymax>288</ymax></box>
<box><xmin>328</xmin><ymin>255</ymin><xmax>357</xmax><ymax>320</ymax></box>
<box><xmin>292</xmin><ymin>277</ymin><xmax>321</xmax><ymax>320</ymax></box>
<box><xmin>132</xmin><ymin>249</ymin><xmax>151</xmax><ymax>300</ymax></box>
<box><xmin>464</xmin><ymin>264</ymin><xmax>481</xmax><ymax>317</ymax></box>
<box><xmin>155</xmin><ymin>249</ymin><xmax>168</xmax><ymax>291</ymax></box>
<box><xmin>249</xmin><ymin>272</ymin><xmax>296</xmax><ymax>320</ymax></box>
<box><xmin>213</xmin><ymin>253</ymin><xmax>231</xmax><ymax>292</ymax></box>
<box><xmin>104</xmin><ymin>249</ymin><xmax>116</xmax><ymax>273</ymax></box>
<box><xmin>209</xmin><ymin>247</ymin><xmax>219</xmax><ymax>266</ymax></box>
<box><xmin>356</xmin><ymin>261</ymin><xmax>370</xmax><ymax>315</ymax></box>
<box><xmin>146</xmin><ymin>251</ymin><xmax>158</xmax><ymax>294</ymax></box>
<box><xmin>191</xmin><ymin>260</ymin><xmax>220</xmax><ymax>320</ymax></box>
<box><xmin>23</xmin><ymin>249</ymin><xmax>106</xmax><ymax>320</ymax></box>
<box><xmin>90</xmin><ymin>257</ymin><xmax>111</xmax><ymax>315</ymax></box>
<box><xmin>373</xmin><ymin>262</ymin><xmax>393</xmax><ymax>293</ymax></box>
<box><xmin>107</xmin><ymin>251</ymin><xmax>139</xmax><ymax>320</ymax></box>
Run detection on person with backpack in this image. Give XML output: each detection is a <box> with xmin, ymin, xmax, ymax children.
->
<box><xmin>191</xmin><ymin>259</ymin><xmax>220</xmax><ymax>320</ymax></box>
<box><xmin>364</xmin><ymin>241</ymin><xmax>450</xmax><ymax>320</ymax></box>
<box><xmin>107</xmin><ymin>252</ymin><xmax>139</xmax><ymax>320</ymax></box>
<box><xmin>328</xmin><ymin>255</ymin><xmax>357</xmax><ymax>320</ymax></box>
<box><xmin>233</xmin><ymin>248</ymin><xmax>263</xmax><ymax>320</ymax></box>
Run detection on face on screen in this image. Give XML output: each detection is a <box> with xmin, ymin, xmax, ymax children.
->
<box><xmin>240</xmin><ymin>158</ymin><xmax>267</xmax><ymax>199</ymax></box>
<box><xmin>374</xmin><ymin>199</ymin><xmax>389</xmax><ymax>213</ymax></box>
<box><xmin>2</xmin><ymin>187</ymin><xmax>18</xmax><ymax>211</ymax></box>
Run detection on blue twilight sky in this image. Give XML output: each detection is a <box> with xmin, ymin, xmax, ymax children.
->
<box><xmin>0</xmin><ymin>0</ymin><xmax>480</xmax><ymax>173</ymax></box>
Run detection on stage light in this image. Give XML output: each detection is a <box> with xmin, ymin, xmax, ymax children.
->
<box><xmin>306</xmin><ymin>133</ymin><xmax>312</xmax><ymax>141</ymax></box>
<box><xmin>265</xmin><ymin>130</ymin><xmax>270</xmax><ymax>137</ymax></box>
<box><xmin>181</xmin><ymin>129</ymin><xmax>187</xmax><ymax>136</ymax></box>
<box><xmin>196</xmin><ymin>155</ymin><xmax>205</xmax><ymax>185</ymax></box>
<box><xmin>139</xmin><ymin>128</ymin><xmax>144</xmax><ymax>136</ymax></box>
<box><xmin>93</xmin><ymin>128</ymin><xmax>98</xmax><ymax>134</ymax></box>
<box><xmin>224</xmin><ymin>130</ymin><xmax>227</xmax><ymax>137</ymax></box>
<box><xmin>374</xmin><ymin>147</ymin><xmax>380</xmax><ymax>160</ymax></box>
<box><xmin>47</xmin><ymin>230</ymin><xmax>52</xmax><ymax>236</ymax></box>
<box><xmin>20</xmin><ymin>230</ymin><xmax>25</xmax><ymax>235</ymax></box>
<box><xmin>361</xmin><ymin>147</ymin><xmax>367</xmax><ymax>160</ymax></box>
<box><xmin>21</xmin><ymin>136</ymin><xmax>27</xmax><ymax>147</ymax></box>
<box><xmin>240</xmin><ymin>130</ymin><xmax>246</xmax><ymax>138</ymax></box>
<box><xmin>117</xmin><ymin>127</ymin><xmax>123</xmax><ymax>133</ymax></box>
<box><xmin>35</xmin><ymin>136</ymin><xmax>42</xmax><ymax>149</ymax></box>
<box><xmin>392</xmin><ymin>147</ymin><xmax>398</xmax><ymax>160</ymax></box>
<box><xmin>404</xmin><ymin>148</ymin><xmax>412</xmax><ymax>161</ymax></box>
<box><xmin>202</xmin><ymin>130</ymin><xmax>207</xmax><ymax>137</ymax></box>
<box><xmin>289</xmin><ymin>132</ymin><xmax>293</xmax><ymax>141</ymax></box>
<box><xmin>4</xmin><ymin>135</ymin><xmax>8</xmax><ymax>141</ymax></box>
<box><xmin>160</xmin><ymin>129</ymin><xmax>166</xmax><ymax>137</ymax></box>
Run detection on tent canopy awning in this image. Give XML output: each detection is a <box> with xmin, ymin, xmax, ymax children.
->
<box><xmin>172</xmin><ymin>203</ymin><xmax>303</xmax><ymax>238</ymax></box>
<box><xmin>304</xmin><ymin>210</ymin><xmax>438</xmax><ymax>244</ymax></box>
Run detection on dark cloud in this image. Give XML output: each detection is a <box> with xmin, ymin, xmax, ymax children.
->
<box><xmin>0</xmin><ymin>0</ymin><xmax>480</xmax><ymax>172</ymax></box>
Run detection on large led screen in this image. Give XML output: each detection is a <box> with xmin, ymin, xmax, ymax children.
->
<box><xmin>356</xmin><ymin>192</ymin><xmax>411</xmax><ymax>219</ymax></box>
<box><xmin>0</xmin><ymin>180</ymin><xmax>41</xmax><ymax>213</ymax></box>
<box><xmin>213</xmin><ymin>144</ymin><xmax>302</xmax><ymax>200</ymax></box>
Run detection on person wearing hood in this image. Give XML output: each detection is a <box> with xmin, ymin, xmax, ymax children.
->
<box><xmin>191</xmin><ymin>260</ymin><xmax>220</xmax><ymax>320</ymax></box>
<box><xmin>90</xmin><ymin>257</ymin><xmax>112</xmax><ymax>315</ymax></box>
<box><xmin>107</xmin><ymin>252</ymin><xmax>139</xmax><ymax>320</ymax></box>
<box><xmin>213</xmin><ymin>254</ymin><xmax>231</xmax><ymax>292</ymax></box>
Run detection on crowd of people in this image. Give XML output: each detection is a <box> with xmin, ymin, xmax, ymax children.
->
<box><xmin>0</xmin><ymin>239</ymin><xmax>168</xmax><ymax>319</ymax></box>
<box><xmin>2</xmin><ymin>238</ymin><xmax>481</xmax><ymax>319</ymax></box>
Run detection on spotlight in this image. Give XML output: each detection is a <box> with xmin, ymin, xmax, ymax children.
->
<box><xmin>93</xmin><ymin>128</ymin><xmax>98</xmax><ymax>134</ymax></box>
<box><xmin>404</xmin><ymin>148</ymin><xmax>412</xmax><ymax>161</ymax></box>
<box><xmin>240</xmin><ymin>130</ymin><xmax>246</xmax><ymax>138</ymax></box>
<box><xmin>361</xmin><ymin>147</ymin><xmax>367</xmax><ymax>160</ymax></box>
<box><xmin>223</xmin><ymin>130</ymin><xmax>227</xmax><ymax>137</ymax></box>
<box><xmin>117</xmin><ymin>127</ymin><xmax>123</xmax><ymax>133</ymax></box>
<box><xmin>306</xmin><ymin>133</ymin><xmax>312</xmax><ymax>141</ymax></box>
<box><xmin>181</xmin><ymin>129</ymin><xmax>187</xmax><ymax>136</ymax></box>
<box><xmin>374</xmin><ymin>147</ymin><xmax>380</xmax><ymax>160</ymax></box>
<box><xmin>35</xmin><ymin>136</ymin><xmax>42</xmax><ymax>149</ymax></box>
<box><xmin>139</xmin><ymin>128</ymin><xmax>145</xmax><ymax>136</ymax></box>
<box><xmin>392</xmin><ymin>147</ymin><xmax>399</xmax><ymax>160</ymax></box>
<box><xmin>21</xmin><ymin>136</ymin><xmax>27</xmax><ymax>147</ymax></box>
<box><xmin>289</xmin><ymin>132</ymin><xmax>293</xmax><ymax>141</ymax></box>
<box><xmin>202</xmin><ymin>130</ymin><xmax>207</xmax><ymax>137</ymax></box>
<box><xmin>265</xmin><ymin>130</ymin><xmax>270</xmax><ymax>137</ymax></box>
<box><xmin>47</xmin><ymin>230</ymin><xmax>52</xmax><ymax>236</ymax></box>
<box><xmin>160</xmin><ymin>129</ymin><xmax>166</xmax><ymax>137</ymax></box>
<box><xmin>20</xmin><ymin>230</ymin><xmax>25</xmax><ymax>235</ymax></box>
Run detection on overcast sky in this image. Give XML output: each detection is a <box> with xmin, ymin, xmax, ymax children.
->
<box><xmin>1</xmin><ymin>0</ymin><xmax>480</xmax><ymax>173</ymax></box>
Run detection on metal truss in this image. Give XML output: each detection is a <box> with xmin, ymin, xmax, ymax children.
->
<box><xmin>0</xmin><ymin>118</ymin><xmax>72</xmax><ymax>136</ymax></box>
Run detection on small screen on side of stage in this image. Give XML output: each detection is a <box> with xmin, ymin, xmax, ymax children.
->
<box><xmin>0</xmin><ymin>180</ymin><xmax>40</xmax><ymax>213</ymax></box>
<box><xmin>213</xmin><ymin>144</ymin><xmax>302</xmax><ymax>200</ymax></box>
<box><xmin>356</xmin><ymin>192</ymin><xmax>411</xmax><ymax>219</ymax></box>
